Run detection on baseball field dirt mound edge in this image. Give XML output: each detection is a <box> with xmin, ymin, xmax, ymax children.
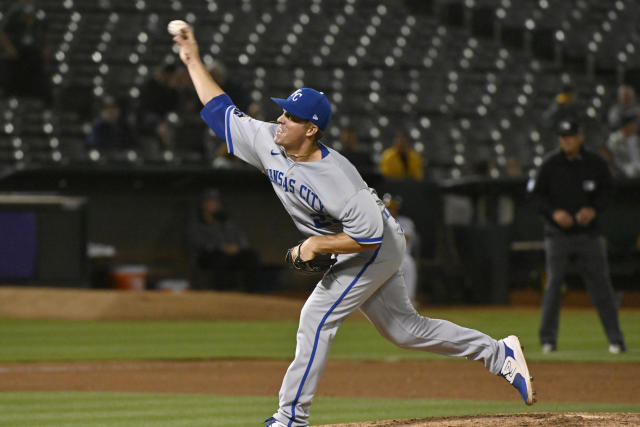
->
<box><xmin>315</xmin><ymin>412</ymin><xmax>640</xmax><ymax>426</ymax></box>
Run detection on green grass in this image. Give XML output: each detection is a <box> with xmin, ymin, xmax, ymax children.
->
<box><xmin>0</xmin><ymin>308</ymin><xmax>638</xmax><ymax>363</ymax></box>
<box><xmin>0</xmin><ymin>320</ymin><xmax>298</xmax><ymax>362</ymax></box>
<box><xmin>0</xmin><ymin>392</ymin><xmax>637</xmax><ymax>427</ymax></box>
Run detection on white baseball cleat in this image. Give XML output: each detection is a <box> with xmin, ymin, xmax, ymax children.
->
<box><xmin>500</xmin><ymin>335</ymin><xmax>536</xmax><ymax>405</ymax></box>
<box><xmin>608</xmin><ymin>342</ymin><xmax>626</xmax><ymax>354</ymax></box>
<box><xmin>541</xmin><ymin>343</ymin><xmax>556</xmax><ymax>354</ymax></box>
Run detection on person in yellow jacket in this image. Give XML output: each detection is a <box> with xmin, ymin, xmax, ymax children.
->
<box><xmin>379</xmin><ymin>130</ymin><xmax>424</xmax><ymax>180</ymax></box>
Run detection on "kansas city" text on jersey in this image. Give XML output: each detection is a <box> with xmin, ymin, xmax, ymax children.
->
<box><xmin>265</xmin><ymin>167</ymin><xmax>325</xmax><ymax>212</ymax></box>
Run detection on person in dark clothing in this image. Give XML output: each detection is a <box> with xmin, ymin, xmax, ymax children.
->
<box><xmin>87</xmin><ymin>96</ymin><xmax>138</xmax><ymax>152</ymax></box>
<box><xmin>188</xmin><ymin>189</ymin><xmax>259</xmax><ymax>291</ymax></box>
<box><xmin>338</xmin><ymin>126</ymin><xmax>374</xmax><ymax>174</ymax></box>
<box><xmin>207</xmin><ymin>60</ymin><xmax>252</xmax><ymax>113</ymax></box>
<box><xmin>137</xmin><ymin>64</ymin><xmax>180</xmax><ymax>150</ymax></box>
<box><xmin>528</xmin><ymin>118</ymin><xmax>626</xmax><ymax>354</ymax></box>
<box><xmin>0</xmin><ymin>0</ymin><xmax>52</xmax><ymax>105</ymax></box>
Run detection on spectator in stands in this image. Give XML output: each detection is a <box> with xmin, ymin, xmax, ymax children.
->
<box><xmin>607</xmin><ymin>84</ymin><xmax>638</xmax><ymax>131</ymax></box>
<box><xmin>171</xmin><ymin>68</ymin><xmax>211</xmax><ymax>160</ymax></box>
<box><xmin>606</xmin><ymin>108</ymin><xmax>640</xmax><ymax>178</ymax></box>
<box><xmin>207</xmin><ymin>59</ymin><xmax>252</xmax><ymax>113</ymax></box>
<box><xmin>0</xmin><ymin>0</ymin><xmax>52</xmax><ymax>105</ymax></box>
<box><xmin>171</xmin><ymin>62</ymin><xmax>260</xmax><ymax>163</ymax></box>
<box><xmin>136</xmin><ymin>64</ymin><xmax>180</xmax><ymax>151</ymax></box>
<box><xmin>528</xmin><ymin>118</ymin><xmax>626</xmax><ymax>354</ymax></box>
<box><xmin>174</xmin><ymin>67</ymin><xmax>202</xmax><ymax>114</ymax></box>
<box><xmin>87</xmin><ymin>96</ymin><xmax>138</xmax><ymax>152</ymax></box>
<box><xmin>379</xmin><ymin>130</ymin><xmax>424</xmax><ymax>180</ymax></box>
<box><xmin>337</xmin><ymin>125</ymin><xmax>374</xmax><ymax>174</ymax></box>
<box><xmin>505</xmin><ymin>156</ymin><xmax>523</xmax><ymax>177</ymax></box>
<box><xmin>542</xmin><ymin>83</ymin><xmax>582</xmax><ymax>129</ymax></box>
<box><xmin>383</xmin><ymin>193</ymin><xmax>421</xmax><ymax>306</ymax></box>
<box><xmin>188</xmin><ymin>189</ymin><xmax>259</xmax><ymax>291</ymax></box>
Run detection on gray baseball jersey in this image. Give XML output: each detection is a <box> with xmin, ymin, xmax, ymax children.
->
<box><xmin>200</xmin><ymin>94</ymin><xmax>505</xmax><ymax>427</ymax></box>
<box><xmin>202</xmin><ymin>96</ymin><xmax>384</xmax><ymax>247</ymax></box>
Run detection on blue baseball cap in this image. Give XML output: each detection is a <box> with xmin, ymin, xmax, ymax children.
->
<box><xmin>271</xmin><ymin>88</ymin><xmax>332</xmax><ymax>131</ymax></box>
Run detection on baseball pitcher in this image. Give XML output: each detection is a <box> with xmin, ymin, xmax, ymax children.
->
<box><xmin>172</xmin><ymin>24</ymin><xmax>535</xmax><ymax>427</ymax></box>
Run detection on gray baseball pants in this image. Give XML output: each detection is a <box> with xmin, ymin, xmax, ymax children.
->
<box><xmin>272</xmin><ymin>217</ymin><xmax>505</xmax><ymax>427</ymax></box>
<box><xmin>539</xmin><ymin>233</ymin><xmax>624</xmax><ymax>347</ymax></box>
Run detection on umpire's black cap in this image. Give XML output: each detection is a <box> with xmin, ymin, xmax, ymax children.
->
<box><xmin>556</xmin><ymin>118</ymin><xmax>583</xmax><ymax>136</ymax></box>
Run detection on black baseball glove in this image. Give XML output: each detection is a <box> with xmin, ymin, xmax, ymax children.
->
<box><xmin>285</xmin><ymin>241</ymin><xmax>336</xmax><ymax>274</ymax></box>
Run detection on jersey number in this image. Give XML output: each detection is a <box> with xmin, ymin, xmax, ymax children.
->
<box><xmin>311</xmin><ymin>213</ymin><xmax>337</xmax><ymax>229</ymax></box>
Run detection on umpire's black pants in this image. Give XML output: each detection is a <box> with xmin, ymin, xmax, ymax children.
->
<box><xmin>539</xmin><ymin>233</ymin><xmax>625</xmax><ymax>347</ymax></box>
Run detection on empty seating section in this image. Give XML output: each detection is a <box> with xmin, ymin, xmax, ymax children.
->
<box><xmin>0</xmin><ymin>0</ymin><xmax>638</xmax><ymax>177</ymax></box>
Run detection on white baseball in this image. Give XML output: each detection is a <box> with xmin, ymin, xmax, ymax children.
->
<box><xmin>167</xmin><ymin>20</ymin><xmax>189</xmax><ymax>36</ymax></box>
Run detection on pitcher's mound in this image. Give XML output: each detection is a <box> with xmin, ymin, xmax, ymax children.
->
<box><xmin>318</xmin><ymin>412</ymin><xmax>640</xmax><ymax>426</ymax></box>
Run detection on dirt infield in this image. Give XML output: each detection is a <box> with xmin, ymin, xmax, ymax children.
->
<box><xmin>1</xmin><ymin>359</ymin><xmax>638</xmax><ymax>403</ymax></box>
<box><xmin>0</xmin><ymin>287</ymin><xmax>638</xmax><ymax>426</ymax></box>
<box><xmin>0</xmin><ymin>286</ymin><xmax>307</xmax><ymax>321</ymax></box>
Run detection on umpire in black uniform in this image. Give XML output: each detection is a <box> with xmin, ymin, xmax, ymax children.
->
<box><xmin>529</xmin><ymin>118</ymin><xmax>626</xmax><ymax>354</ymax></box>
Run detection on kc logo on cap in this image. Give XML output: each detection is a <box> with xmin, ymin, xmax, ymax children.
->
<box><xmin>270</xmin><ymin>88</ymin><xmax>332</xmax><ymax>131</ymax></box>
<box><xmin>291</xmin><ymin>89</ymin><xmax>303</xmax><ymax>101</ymax></box>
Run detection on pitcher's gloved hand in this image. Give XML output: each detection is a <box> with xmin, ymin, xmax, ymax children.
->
<box><xmin>285</xmin><ymin>241</ymin><xmax>336</xmax><ymax>274</ymax></box>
